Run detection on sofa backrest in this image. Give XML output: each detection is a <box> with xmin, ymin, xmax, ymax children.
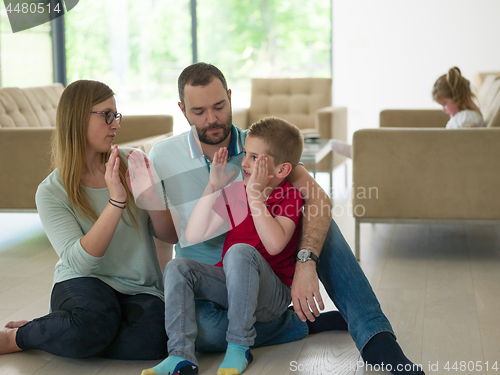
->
<box><xmin>473</xmin><ymin>73</ymin><xmax>500</xmax><ymax>128</ymax></box>
<box><xmin>477</xmin><ymin>75</ymin><xmax>497</xmax><ymax>110</ymax></box>
<box><xmin>23</xmin><ymin>84</ymin><xmax>64</xmax><ymax>127</ymax></box>
<box><xmin>248</xmin><ymin>78</ymin><xmax>332</xmax><ymax>133</ymax></box>
<box><xmin>486</xmin><ymin>94</ymin><xmax>500</xmax><ymax>128</ymax></box>
<box><xmin>473</xmin><ymin>71</ymin><xmax>500</xmax><ymax>92</ymax></box>
<box><xmin>0</xmin><ymin>83</ymin><xmax>63</xmax><ymax>129</ymax></box>
<box><xmin>0</xmin><ymin>87</ymin><xmax>41</xmax><ymax>128</ymax></box>
<box><xmin>379</xmin><ymin>109</ymin><xmax>449</xmax><ymax>128</ymax></box>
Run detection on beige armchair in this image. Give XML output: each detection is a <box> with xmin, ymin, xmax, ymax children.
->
<box><xmin>233</xmin><ymin>78</ymin><xmax>347</xmax><ymax>171</ymax></box>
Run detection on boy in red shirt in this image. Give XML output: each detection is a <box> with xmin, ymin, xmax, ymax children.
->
<box><xmin>143</xmin><ymin>117</ymin><xmax>304</xmax><ymax>375</ymax></box>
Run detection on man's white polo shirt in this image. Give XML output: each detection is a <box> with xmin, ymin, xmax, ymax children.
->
<box><xmin>149</xmin><ymin>125</ymin><xmax>248</xmax><ymax>266</ymax></box>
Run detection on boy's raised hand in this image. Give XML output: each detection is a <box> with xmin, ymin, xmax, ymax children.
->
<box><xmin>210</xmin><ymin>147</ymin><xmax>236</xmax><ymax>192</ymax></box>
<box><xmin>246</xmin><ymin>154</ymin><xmax>273</xmax><ymax>200</ymax></box>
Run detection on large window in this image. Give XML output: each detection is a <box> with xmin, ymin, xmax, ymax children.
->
<box><xmin>64</xmin><ymin>0</ymin><xmax>192</xmax><ymax>132</ymax></box>
<box><xmin>0</xmin><ymin>5</ymin><xmax>53</xmax><ymax>87</ymax></box>
<box><xmin>1</xmin><ymin>0</ymin><xmax>331</xmax><ymax>133</ymax></box>
<box><xmin>65</xmin><ymin>0</ymin><xmax>331</xmax><ymax>133</ymax></box>
<box><xmin>197</xmin><ymin>0</ymin><xmax>332</xmax><ymax>109</ymax></box>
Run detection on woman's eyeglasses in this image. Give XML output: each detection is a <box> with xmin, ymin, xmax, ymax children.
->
<box><xmin>90</xmin><ymin>111</ymin><xmax>122</xmax><ymax>125</ymax></box>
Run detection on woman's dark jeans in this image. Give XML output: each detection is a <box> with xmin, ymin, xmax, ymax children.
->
<box><xmin>16</xmin><ymin>277</ymin><xmax>167</xmax><ymax>360</ymax></box>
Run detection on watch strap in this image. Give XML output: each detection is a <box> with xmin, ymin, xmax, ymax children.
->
<box><xmin>308</xmin><ymin>251</ymin><xmax>320</xmax><ymax>264</ymax></box>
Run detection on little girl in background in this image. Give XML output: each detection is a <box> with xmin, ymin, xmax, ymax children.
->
<box><xmin>432</xmin><ymin>66</ymin><xmax>486</xmax><ymax>128</ymax></box>
<box><xmin>330</xmin><ymin>67</ymin><xmax>486</xmax><ymax>160</ymax></box>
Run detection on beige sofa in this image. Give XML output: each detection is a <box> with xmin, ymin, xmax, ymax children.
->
<box><xmin>233</xmin><ymin>78</ymin><xmax>347</xmax><ymax>171</ymax></box>
<box><xmin>0</xmin><ymin>83</ymin><xmax>173</xmax><ymax>212</ymax></box>
<box><xmin>352</xmin><ymin>74</ymin><xmax>500</xmax><ymax>260</ymax></box>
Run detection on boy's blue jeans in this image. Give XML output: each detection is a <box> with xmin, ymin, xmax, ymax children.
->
<box><xmin>164</xmin><ymin>244</ymin><xmax>292</xmax><ymax>364</ymax></box>
<box><xmin>194</xmin><ymin>219</ymin><xmax>394</xmax><ymax>353</ymax></box>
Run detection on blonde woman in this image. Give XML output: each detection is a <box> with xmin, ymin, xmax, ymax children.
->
<box><xmin>0</xmin><ymin>80</ymin><xmax>177</xmax><ymax>359</ymax></box>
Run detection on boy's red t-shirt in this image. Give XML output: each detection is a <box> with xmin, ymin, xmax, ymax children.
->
<box><xmin>213</xmin><ymin>180</ymin><xmax>303</xmax><ymax>286</ymax></box>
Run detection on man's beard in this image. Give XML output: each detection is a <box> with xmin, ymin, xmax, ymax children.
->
<box><xmin>196</xmin><ymin>114</ymin><xmax>232</xmax><ymax>145</ymax></box>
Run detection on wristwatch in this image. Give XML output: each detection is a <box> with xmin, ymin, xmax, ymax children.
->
<box><xmin>296</xmin><ymin>249</ymin><xmax>319</xmax><ymax>265</ymax></box>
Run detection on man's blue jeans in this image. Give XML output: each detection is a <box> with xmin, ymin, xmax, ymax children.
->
<box><xmin>316</xmin><ymin>219</ymin><xmax>394</xmax><ymax>350</ymax></box>
<box><xmin>194</xmin><ymin>219</ymin><xmax>394</xmax><ymax>352</ymax></box>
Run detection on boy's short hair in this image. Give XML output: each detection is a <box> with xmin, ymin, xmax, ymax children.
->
<box><xmin>248</xmin><ymin>117</ymin><xmax>304</xmax><ymax>168</ymax></box>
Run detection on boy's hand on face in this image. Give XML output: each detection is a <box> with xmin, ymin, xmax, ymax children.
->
<box><xmin>210</xmin><ymin>147</ymin><xmax>236</xmax><ymax>192</ymax></box>
<box><xmin>246</xmin><ymin>154</ymin><xmax>273</xmax><ymax>200</ymax></box>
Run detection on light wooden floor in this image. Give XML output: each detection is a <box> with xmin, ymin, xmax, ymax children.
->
<box><xmin>1</xmin><ymin>179</ymin><xmax>500</xmax><ymax>374</ymax></box>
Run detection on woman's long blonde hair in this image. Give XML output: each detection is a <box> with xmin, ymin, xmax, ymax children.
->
<box><xmin>53</xmin><ymin>80</ymin><xmax>138</xmax><ymax>226</ymax></box>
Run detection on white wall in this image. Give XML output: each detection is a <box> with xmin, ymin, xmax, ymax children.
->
<box><xmin>332</xmin><ymin>0</ymin><xmax>500</xmax><ymax>137</ymax></box>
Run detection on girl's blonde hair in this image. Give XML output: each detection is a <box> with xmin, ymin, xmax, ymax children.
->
<box><xmin>432</xmin><ymin>67</ymin><xmax>476</xmax><ymax>111</ymax></box>
<box><xmin>53</xmin><ymin>80</ymin><xmax>138</xmax><ymax>226</ymax></box>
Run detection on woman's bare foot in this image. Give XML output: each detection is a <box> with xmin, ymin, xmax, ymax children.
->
<box><xmin>0</xmin><ymin>327</ymin><xmax>22</xmax><ymax>355</ymax></box>
<box><xmin>5</xmin><ymin>320</ymin><xmax>29</xmax><ymax>329</ymax></box>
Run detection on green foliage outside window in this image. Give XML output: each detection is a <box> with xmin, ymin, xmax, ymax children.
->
<box><xmin>198</xmin><ymin>0</ymin><xmax>331</xmax><ymax>80</ymax></box>
<box><xmin>64</xmin><ymin>0</ymin><xmax>330</xmax><ymax>129</ymax></box>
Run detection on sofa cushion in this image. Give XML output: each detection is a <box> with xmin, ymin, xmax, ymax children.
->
<box><xmin>22</xmin><ymin>83</ymin><xmax>64</xmax><ymax>128</ymax></box>
<box><xmin>0</xmin><ymin>87</ymin><xmax>41</xmax><ymax>128</ymax></box>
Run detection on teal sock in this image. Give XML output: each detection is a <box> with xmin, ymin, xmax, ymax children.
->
<box><xmin>141</xmin><ymin>355</ymin><xmax>198</xmax><ymax>375</ymax></box>
<box><xmin>217</xmin><ymin>343</ymin><xmax>253</xmax><ymax>375</ymax></box>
